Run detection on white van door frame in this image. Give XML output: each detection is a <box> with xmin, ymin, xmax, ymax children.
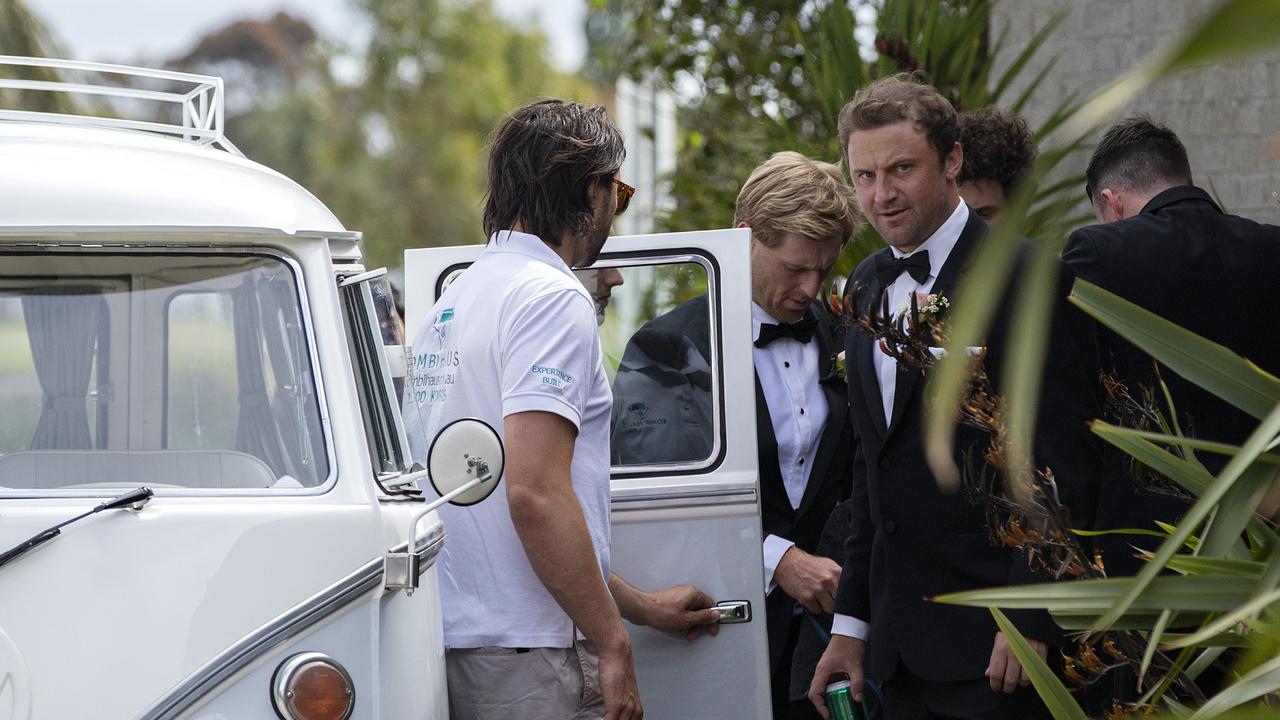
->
<box><xmin>404</xmin><ymin>228</ymin><xmax>770</xmax><ymax>719</ymax></box>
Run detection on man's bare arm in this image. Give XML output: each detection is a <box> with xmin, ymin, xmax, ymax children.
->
<box><xmin>608</xmin><ymin>573</ymin><xmax>721</xmax><ymax>641</ymax></box>
<box><xmin>505</xmin><ymin>410</ymin><xmax>640</xmax><ymax>719</ymax></box>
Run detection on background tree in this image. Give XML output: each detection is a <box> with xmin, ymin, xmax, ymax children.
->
<box><xmin>588</xmin><ymin>0</ymin><xmax>1083</xmax><ymax>274</ymax></box>
<box><xmin>0</xmin><ymin>0</ymin><xmax>75</xmax><ymax>112</ymax></box>
<box><xmin>174</xmin><ymin>0</ymin><xmax>595</xmax><ymax>268</ymax></box>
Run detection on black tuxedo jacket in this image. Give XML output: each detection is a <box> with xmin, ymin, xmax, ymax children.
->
<box><xmin>617</xmin><ymin>296</ymin><xmax>853</xmax><ymax>674</ymax></box>
<box><xmin>1063</xmin><ymin>185</ymin><xmax>1280</xmax><ymax>575</ymax></box>
<box><xmin>834</xmin><ymin>209</ymin><xmax>1106</xmax><ymax>684</ymax></box>
<box><xmin>754</xmin><ymin>302</ymin><xmax>854</xmax><ymax>674</ymax></box>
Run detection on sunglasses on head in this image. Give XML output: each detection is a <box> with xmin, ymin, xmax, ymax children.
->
<box><xmin>612</xmin><ymin>177</ymin><xmax>636</xmax><ymax>216</ymax></box>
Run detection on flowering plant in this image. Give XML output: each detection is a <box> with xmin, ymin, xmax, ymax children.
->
<box><xmin>832</xmin><ymin>350</ymin><xmax>847</xmax><ymax>381</ymax></box>
<box><xmin>913</xmin><ymin>292</ymin><xmax>950</xmax><ymax>319</ymax></box>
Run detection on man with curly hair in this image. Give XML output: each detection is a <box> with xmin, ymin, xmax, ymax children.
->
<box><xmin>957</xmin><ymin>107</ymin><xmax>1037</xmax><ymax>223</ymax></box>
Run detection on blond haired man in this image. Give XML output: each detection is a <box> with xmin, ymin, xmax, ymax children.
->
<box><xmin>612</xmin><ymin>151</ymin><xmax>861</xmax><ymax>719</ymax></box>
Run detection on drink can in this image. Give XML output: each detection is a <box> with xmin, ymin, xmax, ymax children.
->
<box><xmin>823</xmin><ymin>679</ymin><xmax>867</xmax><ymax>720</ymax></box>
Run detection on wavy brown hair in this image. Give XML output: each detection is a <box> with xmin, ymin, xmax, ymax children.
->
<box><xmin>483</xmin><ymin>100</ymin><xmax>626</xmax><ymax>246</ymax></box>
<box><xmin>837</xmin><ymin>73</ymin><xmax>958</xmax><ymax>167</ymax></box>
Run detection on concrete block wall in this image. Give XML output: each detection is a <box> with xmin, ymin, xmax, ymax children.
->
<box><xmin>991</xmin><ymin>0</ymin><xmax>1280</xmax><ymax>224</ymax></box>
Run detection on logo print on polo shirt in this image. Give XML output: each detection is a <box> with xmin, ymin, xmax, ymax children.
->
<box><xmin>531</xmin><ymin>364</ymin><xmax>573</xmax><ymax>389</ymax></box>
<box><xmin>619</xmin><ymin>402</ymin><xmax>667</xmax><ymax>431</ymax></box>
<box><xmin>432</xmin><ymin>308</ymin><xmax>455</xmax><ymax>341</ymax></box>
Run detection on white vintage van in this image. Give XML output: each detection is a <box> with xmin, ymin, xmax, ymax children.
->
<box><xmin>0</xmin><ymin>57</ymin><xmax>772</xmax><ymax>719</ymax></box>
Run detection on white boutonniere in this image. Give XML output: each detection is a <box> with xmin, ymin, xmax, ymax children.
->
<box><xmin>899</xmin><ymin>291</ymin><xmax>950</xmax><ymax>321</ymax></box>
<box><xmin>832</xmin><ymin>350</ymin><xmax>847</xmax><ymax>381</ymax></box>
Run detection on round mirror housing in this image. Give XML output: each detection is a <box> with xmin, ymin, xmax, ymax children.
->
<box><xmin>426</xmin><ymin>418</ymin><xmax>503</xmax><ymax>506</ymax></box>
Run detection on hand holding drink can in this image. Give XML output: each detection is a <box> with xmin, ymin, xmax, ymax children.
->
<box><xmin>823</xmin><ymin>679</ymin><xmax>868</xmax><ymax>720</ymax></box>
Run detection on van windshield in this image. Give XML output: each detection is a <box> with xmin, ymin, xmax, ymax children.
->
<box><xmin>0</xmin><ymin>251</ymin><xmax>329</xmax><ymax>491</ymax></box>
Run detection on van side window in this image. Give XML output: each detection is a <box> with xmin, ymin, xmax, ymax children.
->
<box><xmin>596</xmin><ymin>258</ymin><xmax>721</xmax><ymax>471</ymax></box>
<box><xmin>0</xmin><ymin>252</ymin><xmax>330</xmax><ymax>493</ymax></box>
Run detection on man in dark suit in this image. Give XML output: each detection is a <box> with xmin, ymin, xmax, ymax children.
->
<box><xmin>1063</xmin><ymin>116</ymin><xmax>1280</xmax><ymax>576</ymax></box>
<box><xmin>808</xmin><ymin>75</ymin><xmax>1104</xmax><ymax>720</ymax></box>
<box><xmin>611</xmin><ymin>151</ymin><xmax>861</xmax><ymax>719</ymax></box>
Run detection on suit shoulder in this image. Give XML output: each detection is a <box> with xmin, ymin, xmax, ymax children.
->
<box><xmin>641</xmin><ymin>294</ymin><xmax>708</xmax><ymax>335</ymax></box>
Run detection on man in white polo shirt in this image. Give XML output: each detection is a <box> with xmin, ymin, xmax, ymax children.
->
<box><xmin>406</xmin><ymin>99</ymin><xmax>720</xmax><ymax>720</ymax></box>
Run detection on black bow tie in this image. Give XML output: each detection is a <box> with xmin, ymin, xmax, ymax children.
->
<box><xmin>874</xmin><ymin>250</ymin><xmax>931</xmax><ymax>287</ymax></box>
<box><xmin>755</xmin><ymin>315</ymin><xmax>816</xmax><ymax>348</ymax></box>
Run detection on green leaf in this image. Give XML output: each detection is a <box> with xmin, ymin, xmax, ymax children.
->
<box><xmin>1089</xmin><ymin>399</ymin><xmax>1280</xmax><ymax>634</ymax></box>
<box><xmin>922</xmin><ymin>174</ymin><xmax>1030</xmax><ymax>488</ymax></box>
<box><xmin>1073</xmin><ymin>527</ymin><xmax>1172</xmax><ymax>539</ymax></box>
<box><xmin>1160</xmin><ymin>631</ymin><xmax>1253</xmax><ymax>648</ymax></box>
<box><xmin>1001</xmin><ymin>236</ymin><xmax>1061</xmax><ymax>489</ymax></box>
<box><xmin>1187</xmin><ymin>645</ymin><xmax>1232</xmax><ymax>679</ymax></box>
<box><xmin>1086</xmin><ymin>425</ymin><xmax>1280</xmax><ymax>466</ymax></box>
<box><xmin>1052</xmin><ymin>612</ymin><xmax>1211</xmax><ymax>632</ymax></box>
<box><xmin>1071</xmin><ymin>280</ymin><xmax>1280</xmax><ymax>420</ymax></box>
<box><xmin>1140</xmin><ymin>609</ymin><xmax>1175</xmax><ymax>686</ymax></box>
<box><xmin>1160</xmin><ymin>0</ymin><xmax>1280</xmax><ymax>74</ymax></box>
<box><xmin>989</xmin><ymin>609</ymin><xmax>1088</xmax><ymax>720</ymax></box>
<box><xmin>1163</xmin><ymin>556</ymin><xmax>1265</xmax><ymax>577</ymax></box>
<box><xmin>1188</xmin><ymin>651</ymin><xmax>1280</xmax><ymax>719</ymax></box>
<box><xmin>935</xmin><ymin>575</ymin><xmax>1256</xmax><ymax>613</ymax></box>
<box><xmin>1165</xmin><ymin>586</ymin><xmax>1280</xmax><ymax>649</ymax></box>
<box><xmin>989</xmin><ymin>11</ymin><xmax>1065</xmax><ymax>103</ymax></box>
<box><xmin>1200</xmin><ymin>463</ymin><xmax>1276</xmax><ymax>557</ymax></box>
<box><xmin>1092</xmin><ymin>420</ymin><xmax>1215</xmax><ymax>497</ymax></box>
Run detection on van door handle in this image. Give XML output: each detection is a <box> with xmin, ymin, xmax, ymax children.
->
<box><xmin>714</xmin><ymin>600</ymin><xmax>751</xmax><ymax>624</ymax></box>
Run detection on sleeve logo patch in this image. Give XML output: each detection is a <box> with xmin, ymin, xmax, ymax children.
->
<box><xmin>531</xmin><ymin>364</ymin><xmax>573</xmax><ymax>388</ymax></box>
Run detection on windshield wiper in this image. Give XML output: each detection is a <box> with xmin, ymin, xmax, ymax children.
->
<box><xmin>0</xmin><ymin>487</ymin><xmax>153</xmax><ymax>570</ymax></box>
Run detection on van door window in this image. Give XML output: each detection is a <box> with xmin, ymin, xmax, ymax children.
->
<box><xmin>594</xmin><ymin>257</ymin><xmax>721</xmax><ymax>471</ymax></box>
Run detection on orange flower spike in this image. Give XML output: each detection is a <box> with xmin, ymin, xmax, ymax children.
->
<box><xmin>1061</xmin><ymin>656</ymin><xmax>1085</xmax><ymax>686</ymax></box>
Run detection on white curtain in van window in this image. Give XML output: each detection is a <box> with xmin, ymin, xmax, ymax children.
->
<box><xmin>233</xmin><ymin>277</ymin><xmax>298</xmax><ymax>481</ymax></box>
<box><xmin>21</xmin><ymin>291</ymin><xmax>102</xmax><ymax>450</ymax></box>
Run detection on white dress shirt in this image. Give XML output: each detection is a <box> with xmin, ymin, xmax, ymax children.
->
<box><xmin>753</xmin><ymin>302</ymin><xmax>828</xmax><ymax>594</ymax></box>
<box><xmin>832</xmin><ymin>200</ymin><xmax>968</xmax><ymax>642</ymax></box>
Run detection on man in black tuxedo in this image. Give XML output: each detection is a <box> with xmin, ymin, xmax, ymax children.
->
<box><xmin>611</xmin><ymin>151</ymin><xmax>861</xmax><ymax>719</ymax></box>
<box><xmin>808</xmin><ymin>75</ymin><xmax>1104</xmax><ymax>720</ymax></box>
<box><xmin>1063</xmin><ymin>117</ymin><xmax>1280</xmax><ymax>577</ymax></box>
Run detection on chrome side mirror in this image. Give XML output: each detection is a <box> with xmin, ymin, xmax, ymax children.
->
<box><xmin>386</xmin><ymin>418</ymin><xmax>504</xmax><ymax>593</ymax></box>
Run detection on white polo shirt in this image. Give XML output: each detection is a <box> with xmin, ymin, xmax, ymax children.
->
<box><xmin>404</xmin><ymin>230</ymin><xmax>614</xmax><ymax>649</ymax></box>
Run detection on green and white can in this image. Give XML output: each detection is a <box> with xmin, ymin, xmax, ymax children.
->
<box><xmin>823</xmin><ymin>680</ymin><xmax>867</xmax><ymax>720</ymax></box>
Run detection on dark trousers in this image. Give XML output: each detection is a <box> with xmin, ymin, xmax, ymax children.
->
<box><xmin>880</xmin><ymin>660</ymin><xmax>1050</xmax><ymax>720</ymax></box>
<box><xmin>772</xmin><ymin>614</ymin><xmax>802</xmax><ymax>719</ymax></box>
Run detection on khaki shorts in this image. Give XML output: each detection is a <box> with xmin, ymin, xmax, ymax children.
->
<box><xmin>446</xmin><ymin>639</ymin><xmax>604</xmax><ymax>720</ymax></box>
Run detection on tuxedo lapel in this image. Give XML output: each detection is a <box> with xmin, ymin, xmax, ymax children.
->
<box><xmin>754</xmin><ymin>372</ymin><xmax>791</xmax><ymax>514</ymax></box>
<box><xmin>850</xmin><ymin>270</ymin><xmax>889</xmax><ymax>439</ymax></box>
<box><xmin>797</xmin><ymin>315</ymin><xmax>849</xmax><ymax>518</ymax></box>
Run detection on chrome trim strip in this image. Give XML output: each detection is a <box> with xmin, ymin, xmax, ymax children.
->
<box><xmin>611</xmin><ymin>487</ymin><xmax>757</xmax><ymax>510</ymax></box>
<box><xmin>387</xmin><ymin>521</ymin><xmax>447</xmax><ymax>577</ymax></box>
<box><xmin>135</xmin><ymin>557</ymin><xmax>383</xmax><ymax>720</ymax></box>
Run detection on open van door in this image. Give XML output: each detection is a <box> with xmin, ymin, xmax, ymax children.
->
<box><xmin>404</xmin><ymin>228</ymin><xmax>770</xmax><ymax>719</ymax></box>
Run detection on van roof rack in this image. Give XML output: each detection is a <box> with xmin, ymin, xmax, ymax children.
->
<box><xmin>0</xmin><ymin>55</ymin><xmax>242</xmax><ymax>156</ymax></box>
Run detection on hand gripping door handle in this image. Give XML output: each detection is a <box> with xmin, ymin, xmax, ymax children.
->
<box><xmin>714</xmin><ymin>600</ymin><xmax>751</xmax><ymax>624</ymax></box>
